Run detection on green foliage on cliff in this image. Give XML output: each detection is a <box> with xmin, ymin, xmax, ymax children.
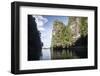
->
<box><xmin>51</xmin><ymin>20</ymin><xmax>73</xmax><ymax>48</ymax></box>
<box><xmin>51</xmin><ymin>17</ymin><xmax>88</xmax><ymax>48</ymax></box>
<box><xmin>80</xmin><ymin>17</ymin><xmax>88</xmax><ymax>37</ymax></box>
<box><xmin>51</xmin><ymin>20</ymin><xmax>65</xmax><ymax>48</ymax></box>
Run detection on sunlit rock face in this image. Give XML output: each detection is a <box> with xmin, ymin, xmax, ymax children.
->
<box><xmin>51</xmin><ymin>16</ymin><xmax>88</xmax><ymax>48</ymax></box>
<box><xmin>68</xmin><ymin>17</ymin><xmax>81</xmax><ymax>42</ymax></box>
<box><xmin>51</xmin><ymin>21</ymin><xmax>65</xmax><ymax>48</ymax></box>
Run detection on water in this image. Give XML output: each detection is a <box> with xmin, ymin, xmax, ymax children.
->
<box><xmin>40</xmin><ymin>48</ymin><xmax>87</xmax><ymax>60</ymax></box>
<box><xmin>40</xmin><ymin>49</ymin><xmax>51</xmax><ymax>60</ymax></box>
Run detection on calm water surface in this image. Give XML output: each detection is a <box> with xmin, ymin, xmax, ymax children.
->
<box><xmin>40</xmin><ymin>48</ymin><xmax>87</xmax><ymax>60</ymax></box>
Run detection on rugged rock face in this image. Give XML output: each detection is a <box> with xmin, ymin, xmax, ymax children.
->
<box><xmin>68</xmin><ymin>17</ymin><xmax>81</xmax><ymax>41</ymax></box>
<box><xmin>51</xmin><ymin>21</ymin><xmax>65</xmax><ymax>48</ymax></box>
<box><xmin>51</xmin><ymin>16</ymin><xmax>88</xmax><ymax>48</ymax></box>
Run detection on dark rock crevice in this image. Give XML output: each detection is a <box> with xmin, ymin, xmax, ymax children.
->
<box><xmin>28</xmin><ymin>15</ymin><xmax>42</xmax><ymax>61</ymax></box>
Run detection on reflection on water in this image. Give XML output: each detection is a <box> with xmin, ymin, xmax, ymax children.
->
<box><xmin>40</xmin><ymin>49</ymin><xmax>51</xmax><ymax>60</ymax></box>
<box><xmin>40</xmin><ymin>48</ymin><xmax>87</xmax><ymax>60</ymax></box>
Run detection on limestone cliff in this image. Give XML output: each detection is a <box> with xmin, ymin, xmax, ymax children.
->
<box><xmin>51</xmin><ymin>16</ymin><xmax>88</xmax><ymax>48</ymax></box>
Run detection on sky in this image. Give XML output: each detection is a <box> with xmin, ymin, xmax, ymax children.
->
<box><xmin>32</xmin><ymin>15</ymin><xmax>69</xmax><ymax>48</ymax></box>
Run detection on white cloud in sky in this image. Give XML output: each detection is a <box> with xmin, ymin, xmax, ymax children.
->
<box><xmin>32</xmin><ymin>15</ymin><xmax>52</xmax><ymax>48</ymax></box>
<box><xmin>38</xmin><ymin>27</ymin><xmax>45</xmax><ymax>31</ymax></box>
<box><xmin>32</xmin><ymin>15</ymin><xmax>48</xmax><ymax>31</ymax></box>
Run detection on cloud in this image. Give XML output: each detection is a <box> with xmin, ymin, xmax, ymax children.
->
<box><xmin>32</xmin><ymin>15</ymin><xmax>52</xmax><ymax>48</ymax></box>
<box><xmin>38</xmin><ymin>27</ymin><xmax>45</xmax><ymax>31</ymax></box>
<box><xmin>32</xmin><ymin>15</ymin><xmax>48</xmax><ymax>31</ymax></box>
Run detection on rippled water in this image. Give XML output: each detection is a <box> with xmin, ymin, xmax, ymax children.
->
<box><xmin>40</xmin><ymin>48</ymin><xmax>87</xmax><ymax>60</ymax></box>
